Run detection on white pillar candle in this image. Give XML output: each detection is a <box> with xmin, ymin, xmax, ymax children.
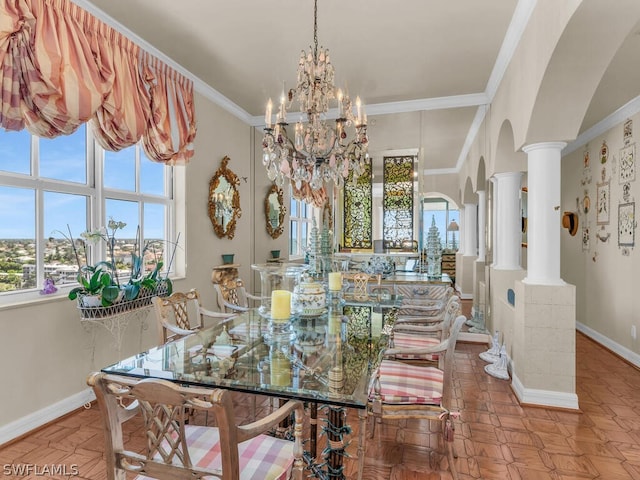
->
<box><xmin>271</xmin><ymin>290</ymin><xmax>291</xmax><ymax>321</ymax></box>
<box><xmin>328</xmin><ymin>272</ymin><xmax>342</xmax><ymax>291</ymax></box>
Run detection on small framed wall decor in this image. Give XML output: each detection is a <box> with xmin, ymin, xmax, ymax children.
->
<box><xmin>596</xmin><ymin>181</ymin><xmax>610</xmax><ymax>225</ymax></box>
<box><xmin>624</xmin><ymin>118</ymin><xmax>633</xmax><ymax>145</ymax></box>
<box><xmin>618</xmin><ymin>202</ymin><xmax>635</xmax><ymax>247</ymax></box>
<box><xmin>582</xmin><ymin>226</ymin><xmax>590</xmax><ymax>251</ymax></box>
<box><xmin>619</xmin><ymin>143</ymin><xmax>635</xmax><ymax>184</ymax></box>
<box><xmin>600</xmin><ymin>141</ymin><xmax>608</xmax><ymax>164</ymax></box>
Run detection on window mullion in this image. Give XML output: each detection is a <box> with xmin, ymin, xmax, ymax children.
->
<box><xmin>91</xmin><ymin>129</ymin><xmax>105</xmax><ymax>263</ymax></box>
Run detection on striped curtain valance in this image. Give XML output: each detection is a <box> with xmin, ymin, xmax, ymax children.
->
<box><xmin>0</xmin><ymin>0</ymin><xmax>195</xmax><ymax>165</ymax></box>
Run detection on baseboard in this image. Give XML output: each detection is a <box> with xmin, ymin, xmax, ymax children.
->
<box><xmin>511</xmin><ymin>373</ymin><xmax>579</xmax><ymax>410</ymax></box>
<box><xmin>458</xmin><ymin>292</ymin><xmax>473</xmax><ymax>300</ymax></box>
<box><xmin>577</xmin><ymin>322</ymin><xmax>640</xmax><ymax>369</ymax></box>
<box><xmin>0</xmin><ymin>388</ymin><xmax>96</xmax><ymax>447</ymax></box>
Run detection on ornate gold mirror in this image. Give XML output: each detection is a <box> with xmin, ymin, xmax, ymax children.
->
<box><xmin>265</xmin><ymin>184</ymin><xmax>285</xmax><ymax>238</ymax></box>
<box><xmin>208</xmin><ymin>156</ymin><xmax>242</xmax><ymax>239</ymax></box>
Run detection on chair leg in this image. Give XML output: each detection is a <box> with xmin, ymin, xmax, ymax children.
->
<box><xmin>366</xmin><ymin>413</ymin><xmax>378</xmax><ymax>439</ymax></box>
<box><xmin>357</xmin><ymin>409</ymin><xmax>367</xmax><ymax>480</ymax></box>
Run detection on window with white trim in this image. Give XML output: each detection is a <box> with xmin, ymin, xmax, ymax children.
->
<box><xmin>0</xmin><ymin>125</ymin><xmax>176</xmax><ymax>302</ymax></box>
<box><xmin>289</xmin><ymin>193</ymin><xmax>315</xmax><ymax>258</ymax></box>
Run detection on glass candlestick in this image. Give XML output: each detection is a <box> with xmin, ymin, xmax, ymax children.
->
<box><xmin>327</xmin><ymin>289</ymin><xmax>345</xmax><ymax>338</ymax></box>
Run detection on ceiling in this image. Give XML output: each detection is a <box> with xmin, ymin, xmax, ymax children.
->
<box><xmin>77</xmin><ymin>0</ymin><xmax>640</xmax><ymax>174</ymax></box>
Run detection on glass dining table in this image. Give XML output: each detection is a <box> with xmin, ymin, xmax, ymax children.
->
<box><xmin>101</xmin><ymin>294</ymin><xmax>401</xmax><ymax>480</ymax></box>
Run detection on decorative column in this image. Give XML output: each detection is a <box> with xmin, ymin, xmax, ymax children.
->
<box><xmin>490</xmin><ymin>177</ymin><xmax>499</xmax><ymax>267</ymax></box>
<box><xmin>477</xmin><ymin>190</ymin><xmax>486</xmax><ymax>262</ymax></box>
<box><xmin>469</xmin><ymin>190</ymin><xmax>487</xmax><ymax>332</ymax></box>
<box><xmin>492</xmin><ymin>172</ymin><xmax>523</xmax><ymax>270</ymax></box>
<box><xmin>512</xmin><ymin>141</ymin><xmax>577</xmax><ymax>411</ymax></box>
<box><xmin>463</xmin><ymin>203</ymin><xmax>477</xmax><ymax>257</ymax></box>
<box><xmin>521</xmin><ymin>142</ymin><xmax>566</xmax><ymax>285</ymax></box>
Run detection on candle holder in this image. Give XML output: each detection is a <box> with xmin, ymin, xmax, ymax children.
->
<box><xmin>251</xmin><ymin>263</ymin><xmax>309</xmax><ymax>319</ymax></box>
<box><xmin>327</xmin><ymin>289</ymin><xmax>346</xmax><ymax>340</ymax></box>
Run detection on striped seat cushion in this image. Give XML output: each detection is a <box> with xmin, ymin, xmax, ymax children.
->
<box><xmin>370</xmin><ymin>359</ymin><xmax>443</xmax><ymax>405</ymax></box>
<box><xmin>392</xmin><ymin>332</ymin><xmax>440</xmax><ymax>360</ymax></box>
<box><xmin>136</xmin><ymin>424</ymin><xmax>294</xmax><ymax>480</ymax></box>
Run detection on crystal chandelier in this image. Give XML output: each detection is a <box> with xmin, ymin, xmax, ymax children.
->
<box><xmin>262</xmin><ymin>0</ymin><xmax>369</xmax><ymax>205</ymax></box>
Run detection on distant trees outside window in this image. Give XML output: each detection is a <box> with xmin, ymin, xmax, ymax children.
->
<box><xmin>0</xmin><ymin>126</ymin><xmax>175</xmax><ymax>300</ymax></box>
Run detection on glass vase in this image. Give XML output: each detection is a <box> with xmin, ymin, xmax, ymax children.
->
<box><xmin>251</xmin><ymin>263</ymin><xmax>309</xmax><ymax>319</ymax></box>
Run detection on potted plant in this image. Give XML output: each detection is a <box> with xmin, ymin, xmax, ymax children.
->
<box><xmin>121</xmin><ymin>226</ymin><xmax>174</xmax><ymax>303</ymax></box>
<box><xmin>59</xmin><ymin>219</ymin><xmax>176</xmax><ymax>313</ymax></box>
<box><xmin>68</xmin><ymin>262</ymin><xmax>121</xmax><ymax>307</ymax></box>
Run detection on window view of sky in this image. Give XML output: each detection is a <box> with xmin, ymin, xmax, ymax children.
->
<box><xmin>0</xmin><ymin>127</ymin><xmax>166</xmax><ymax>240</ymax></box>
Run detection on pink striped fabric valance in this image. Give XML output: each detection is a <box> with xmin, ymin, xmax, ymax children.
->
<box><xmin>0</xmin><ymin>0</ymin><xmax>195</xmax><ymax>165</ymax></box>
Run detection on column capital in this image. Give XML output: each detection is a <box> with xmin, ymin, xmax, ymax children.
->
<box><xmin>492</xmin><ymin>171</ymin><xmax>524</xmax><ymax>181</ymax></box>
<box><xmin>522</xmin><ymin>142</ymin><xmax>567</xmax><ymax>154</ymax></box>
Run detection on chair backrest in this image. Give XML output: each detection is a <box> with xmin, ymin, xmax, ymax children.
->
<box><xmin>214</xmin><ymin>278</ymin><xmax>252</xmax><ymax>313</ymax></box>
<box><xmin>88</xmin><ymin>372</ymin><xmax>255</xmax><ymax>480</ymax></box>
<box><xmin>153</xmin><ymin>289</ymin><xmax>206</xmax><ymax>344</ymax></box>
<box><xmin>342</xmin><ymin>271</ymin><xmax>381</xmax><ymax>300</ymax></box>
<box><xmin>440</xmin><ymin>315</ymin><xmax>465</xmax><ymax>406</ymax></box>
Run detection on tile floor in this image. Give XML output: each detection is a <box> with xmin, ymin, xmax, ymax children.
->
<box><xmin>1</xmin><ymin>329</ymin><xmax>640</xmax><ymax>479</ymax></box>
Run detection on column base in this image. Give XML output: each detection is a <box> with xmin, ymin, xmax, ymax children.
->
<box><xmin>512</xmin><ymin>281</ymin><xmax>577</xmax><ymax>409</ymax></box>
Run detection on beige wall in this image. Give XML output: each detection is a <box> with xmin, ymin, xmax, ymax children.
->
<box><xmin>561</xmin><ymin>112</ymin><xmax>640</xmax><ymax>356</ymax></box>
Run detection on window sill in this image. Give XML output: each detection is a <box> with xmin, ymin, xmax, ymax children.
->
<box><xmin>0</xmin><ymin>275</ymin><xmax>186</xmax><ymax>312</ymax></box>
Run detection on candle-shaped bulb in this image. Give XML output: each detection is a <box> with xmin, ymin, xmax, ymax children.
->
<box><xmin>336</xmin><ymin>89</ymin><xmax>344</xmax><ymax>117</ymax></box>
<box><xmin>356</xmin><ymin>96</ymin><xmax>362</xmax><ymax>125</ymax></box>
<box><xmin>265</xmin><ymin>99</ymin><xmax>273</xmax><ymax>128</ymax></box>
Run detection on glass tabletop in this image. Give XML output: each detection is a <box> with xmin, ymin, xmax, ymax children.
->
<box><xmin>101</xmin><ymin>299</ymin><xmax>400</xmax><ymax>409</ymax></box>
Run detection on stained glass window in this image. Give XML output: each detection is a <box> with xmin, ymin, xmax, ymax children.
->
<box><xmin>343</xmin><ymin>158</ymin><xmax>372</xmax><ymax>249</ymax></box>
<box><xmin>383</xmin><ymin>156</ymin><xmax>414</xmax><ymax>249</ymax></box>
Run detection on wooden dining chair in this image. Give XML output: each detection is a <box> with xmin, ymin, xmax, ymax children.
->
<box><xmin>87</xmin><ymin>372</ymin><xmax>304</xmax><ymax>480</ymax></box>
<box><xmin>153</xmin><ymin>288</ymin><xmax>235</xmax><ymax>345</ymax></box>
<box><xmin>214</xmin><ymin>277</ymin><xmax>263</xmax><ymax>314</ymax></box>
<box><xmin>367</xmin><ymin>316</ymin><xmax>466</xmax><ymax>480</ymax></box>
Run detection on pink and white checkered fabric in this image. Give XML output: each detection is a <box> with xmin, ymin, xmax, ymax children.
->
<box><xmin>370</xmin><ymin>359</ymin><xmax>443</xmax><ymax>405</ymax></box>
<box><xmin>135</xmin><ymin>424</ymin><xmax>294</xmax><ymax>480</ymax></box>
<box><xmin>392</xmin><ymin>332</ymin><xmax>440</xmax><ymax>361</ymax></box>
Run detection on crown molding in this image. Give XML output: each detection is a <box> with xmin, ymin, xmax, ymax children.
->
<box><xmin>485</xmin><ymin>0</ymin><xmax>538</xmax><ymax>101</ymax></box>
<box><xmin>563</xmin><ymin>95</ymin><xmax>640</xmax><ymax>156</ymax></box>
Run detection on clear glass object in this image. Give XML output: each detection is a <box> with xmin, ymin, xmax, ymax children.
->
<box><xmin>251</xmin><ymin>263</ymin><xmax>309</xmax><ymax>319</ymax></box>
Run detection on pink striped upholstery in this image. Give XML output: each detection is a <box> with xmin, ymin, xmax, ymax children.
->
<box><xmin>370</xmin><ymin>360</ymin><xmax>443</xmax><ymax>405</ymax></box>
<box><xmin>392</xmin><ymin>332</ymin><xmax>440</xmax><ymax>361</ymax></box>
<box><xmin>136</xmin><ymin>424</ymin><xmax>294</xmax><ymax>480</ymax></box>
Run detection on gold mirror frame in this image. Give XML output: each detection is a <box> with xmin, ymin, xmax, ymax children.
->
<box><xmin>208</xmin><ymin>156</ymin><xmax>242</xmax><ymax>239</ymax></box>
<box><xmin>265</xmin><ymin>184</ymin><xmax>285</xmax><ymax>239</ymax></box>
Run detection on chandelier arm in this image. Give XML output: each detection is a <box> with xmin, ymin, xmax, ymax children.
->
<box><xmin>313</xmin><ymin>0</ymin><xmax>318</xmax><ymax>61</ymax></box>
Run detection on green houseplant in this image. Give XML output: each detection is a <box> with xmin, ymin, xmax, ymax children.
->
<box><xmin>60</xmin><ymin>218</ymin><xmax>175</xmax><ymax>311</ymax></box>
<box><xmin>68</xmin><ymin>262</ymin><xmax>120</xmax><ymax>307</ymax></box>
